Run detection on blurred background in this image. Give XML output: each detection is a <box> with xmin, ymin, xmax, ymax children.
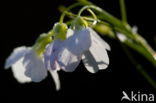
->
<box><xmin>1</xmin><ymin>0</ymin><xmax>156</xmax><ymax>102</ymax></box>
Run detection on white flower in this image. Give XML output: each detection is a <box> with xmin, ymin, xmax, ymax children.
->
<box><xmin>23</xmin><ymin>48</ymin><xmax>47</xmax><ymax>82</ymax></box>
<box><xmin>44</xmin><ymin>27</ymin><xmax>110</xmax><ymax>73</ymax></box>
<box><xmin>5</xmin><ymin>46</ymin><xmax>60</xmax><ymax>90</ymax></box>
<box><xmin>82</xmin><ymin>28</ymin><xmax>110</xmax><ymax>73</ymax></box>
<box><xmin>5</xmin><ymin>46</ymin><xmax>32</xmax><ymax>83</ymax></box>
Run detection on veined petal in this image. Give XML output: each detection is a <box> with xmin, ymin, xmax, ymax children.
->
<box><xmin>12</xmin><ymin>57</ymin><xmax>31</xmax><ymax>83</ymax></box>
<box><xmin>49</xmin><ymin>70</ymin><xmax>60</xmax><ymax>91</ymax></box>
<box><xmin>44</xmin><ymin>43</ymin><xmax>53</xmax><ymax>70</ymax></box>
<box><xmin>82</xmin><ymin>28</ymin><xmax>109</xmax><ymax>73</ymax></box>
<box><xmin>23</xmin><ymin>49</ymin><xmax>47</xmax><ymax>82</ymax></box>
<box><xmin>58</xmin><ymin>48</ymin><xmax>81</xmax><ymax>72</ymax></box>
<box><xmin>49</xmin><ymin>40</ymin><xmax>63</xmax><ymax>70</ymax></box>
<box><xmin>44</xmin><ymin>41</ymin><xmax>62</xmax><ymax>71</ymax></box>
<box><xmin>5</xmin><ymin>46</ymin><xmax>30</xmax><ymax>69</ymax></box>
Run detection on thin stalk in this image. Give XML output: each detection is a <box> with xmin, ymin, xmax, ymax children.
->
<box><xmin>59</xmin><ymin>3</ymin><xmax>82</xmax><ymax>23</ymax></box>
<box><xmin>64</xmin><ymin>2</ymin><xmax>156</xmax><ymax>67</ymax></box>
<box><xmin>87</xmin><ymin>9</ymin><xmax>97</xmax><ymax>20</ymax></box>
<box><xmin>123</xmin><ymin>44</ymin><xmax>156</xmax><ymax>89</ymax></box>
<box><xmin>119</xmin><ymin>0</ymin><xmax>127</xmax><ymax>23</ymax></box>
<box><xmin>78</xmin><ymin>5</ymin><xmax>132</xmax><ymax>37</ymax></box>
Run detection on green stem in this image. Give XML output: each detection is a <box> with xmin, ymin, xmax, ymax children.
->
<box><xmin>67</xmin><ymin>2</ymin><xmax>156</xmax><ymax>67</ymax></box>
<box><xmin>59</xmin><ymin>12</ymin><xmax>66</xmax><ymax>23</ymax></box>
<box><xmin>123</xmin><ymin>45</ymin><xmax>156</xmax><ymax>89</ymax></box>
<box><xmin>78</xmin><ymin>0</ymin><xmax>156</xmax><ymax>87</ymax></box>
<box><xmin>87</xmin><ymin>9</ymin><xmax>97</xmax><ymax>20</ymax></box>
<box><xmin>77</xmin><ymin>0</ymin><xmax>93</xmax><ymax>5</ymax></box>
<box><xmin>59</xmin><ymin>3</ymin><xmax>82</xmax><ymax>23</ymax></box>
<box><xmin>78</xmin><ymin>5</ymin><xmax>120</xmax><ymax>24</ymax></box>
<box><xmin>135</xmin><ymin>33</ymin><xmax>155</xmax><ymax>54</ymax></box>
<box><xmin>119</xmin><ymin>0</ymin><xmax>127</xmax><ymax>23</ymax></box>
<box><xmin>78</xmin><ymin>5</ymin><xmax>131</xmax><ymax>36</ymax></box>
<box><xmin>113</xmin><ymin>27</ymin><xmax>156</xmax><ymax>89</ymax></box>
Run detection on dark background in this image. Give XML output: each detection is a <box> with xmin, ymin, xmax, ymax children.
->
<box><xmin>1</xmin><ymin>0</ymin><xmax>156</xmax><ymax>102</ymax></box>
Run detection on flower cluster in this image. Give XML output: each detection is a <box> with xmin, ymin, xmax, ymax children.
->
<box><xmin>5</xmin><ymin>16</ymin><xmax>110</xmax><ymax>90</ymax></box>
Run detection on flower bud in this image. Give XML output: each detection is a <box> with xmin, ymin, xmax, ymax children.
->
<box><xmin>94</xmin><ymin>24</ymin><xmax>114</xmax><ymax>38</ymax></box>
<box><xmin>33</xmin><ymin>33</ymin><xmax>52</xmax><ymax>56</ymax></box>
<box><xmin>72</xmin><ymin>17</ymin><xmax>88</xmax><ymax>30</ymax></box>
<box><xmin>53</xmin><ymin>23</ymin><xmax>68</xmax><ymax>40</ymax></box>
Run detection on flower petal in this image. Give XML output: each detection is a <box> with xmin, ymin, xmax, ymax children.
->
<box><xmin>82</xmin><ymin>28</ymin><xmax>109</xmax><ymax>73</ymax></box>
<box><xmin>62</xmin><ymin>28</ymin><xmax>91</xmax><ymax>56</ymax></box>
<box><xmin>12</xmin><ymin>57</ymin><xmax>31</xmax><ymax>83</ymax></box>
<box><xmin>5</xmin><ymin>46</ymin><xmax>29</xmax><ymax>69</ymax></box>
<box><xmin>49</xmin><ymin>70</ymin><xmax>60</xmax><ymax>91</ymax></box>
<box><xmin>57</xmin><ymin>28</ymin><xmax>91</xmax><ymax>72</ymax></box>
<box><xmin>49</xmin><ymin>40</ymin><xmax>63</xmax><ymax>70</ymax></box>
<box><xmin>88</xmin><ymin>28</ymin><xmax>111</xmax><ymax>51</ymax></box>
<box><xmin>82</xmin><ymin>51</ymin><xmax>99</xmax><ymax>73</ymax></box>
<box><xmin>44</xmin><ymin>43</ymin><xmax>54</xmax><ymax>70</ymax></box>
<box><xmin>66</xmin><ymin>28</ymin><xmax>74</xmax><ymax>38</ymax></box>
<box><xmin>23</xmin><ymin>49</ymin><xmax>47</xmax><ymax>82</ymax></box>
<box><xmin>58</xmin><ymin>48</ymin><xmax>81</xmax><ymax>72</ymax></box>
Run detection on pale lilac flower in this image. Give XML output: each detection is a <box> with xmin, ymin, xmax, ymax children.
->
<box><xmin>44</xmin><ymin>40</ymin><xmax>64</xmax><ymax>71</ymax></box>
<box><xmin>5</xmin><ymin>46</ymin><xmax>60</xmax><ymax>90</ymax></box>
<box><xmin>82</xmin><ymin>28</ymin><xmax>110</xmax><ymax>73</ymax></box>
<box><xmin>5</xmin><ymin>47</ymin><xmax>32</xmax><ymax>83</ymax></box>
<box><xmin>44</xmin><ymin>27</ymin><xmax>110</xmax><ymax>73</ymax></box>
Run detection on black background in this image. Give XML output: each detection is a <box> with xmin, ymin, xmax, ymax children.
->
<box><xmin>1</xmin><ymin>0</ymin><xmax>156</xmax><ymax>102</ymax></box>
